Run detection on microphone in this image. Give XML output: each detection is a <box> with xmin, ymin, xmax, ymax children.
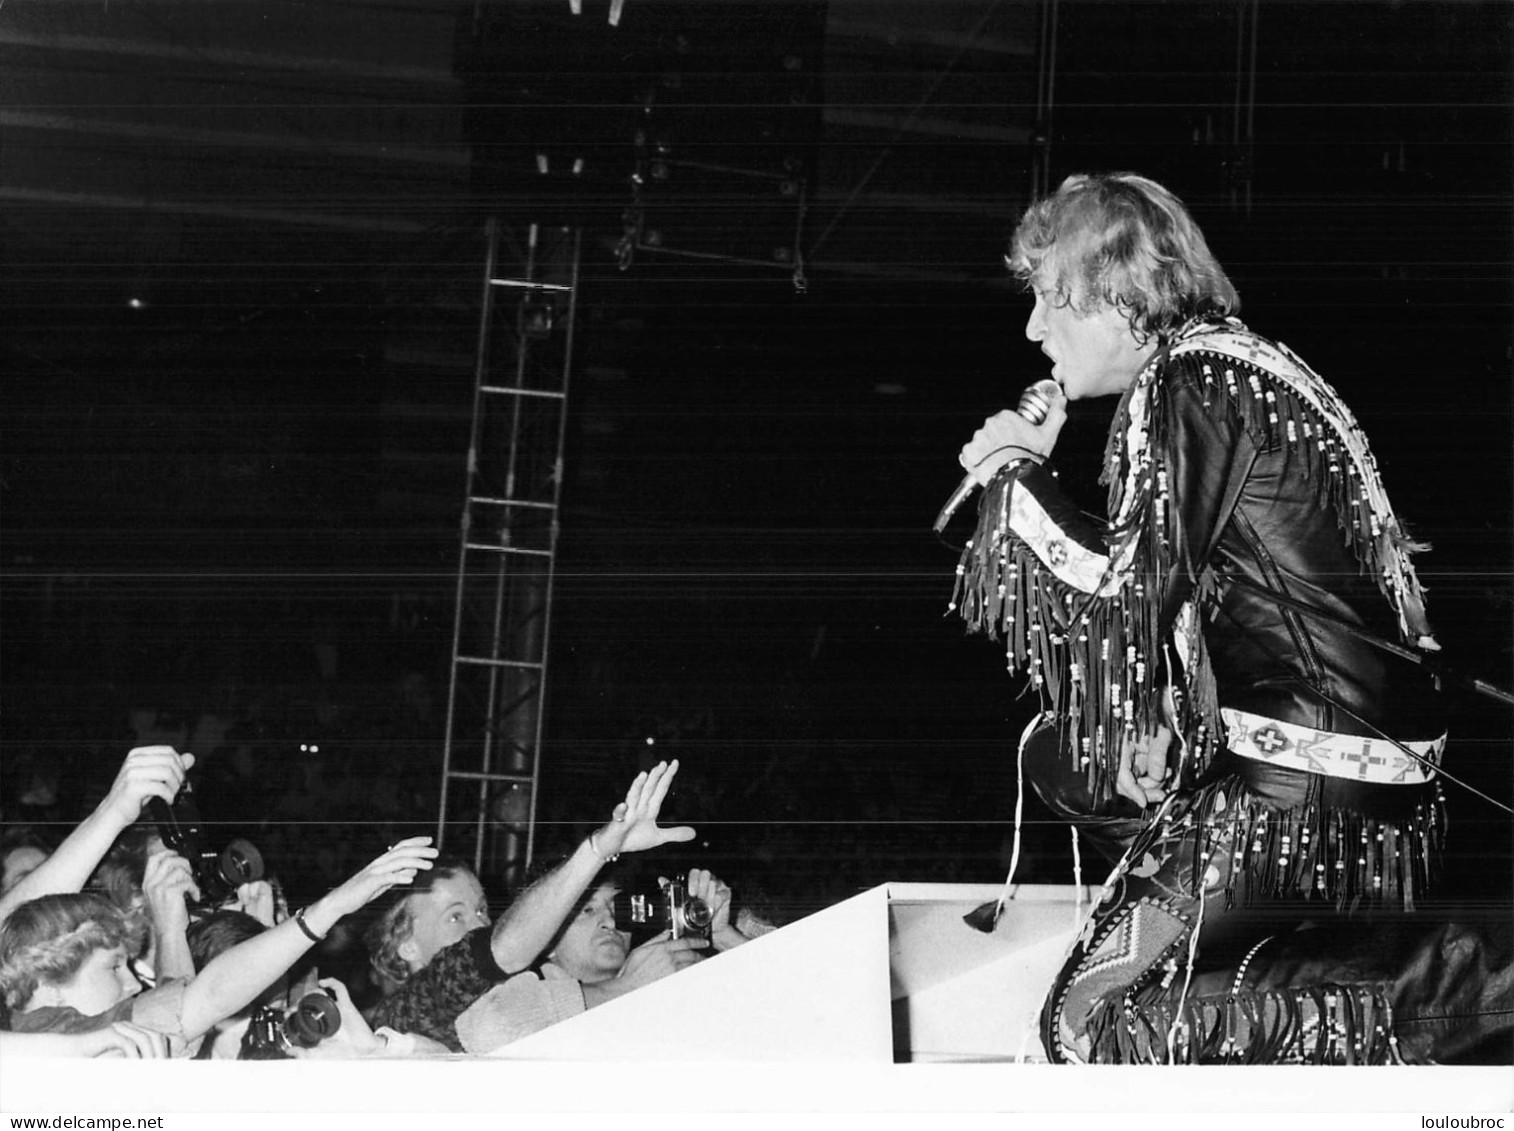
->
<box><xmin>933</xmin><ymin>379</ymin><xmax>1060</xmax><ymax>534</ymax></box>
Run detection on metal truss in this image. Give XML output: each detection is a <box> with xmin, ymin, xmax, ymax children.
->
<box><xmin>436</xmin><ymin>219</ymin><xmax>580</xmax><ymax>890</ymax></box>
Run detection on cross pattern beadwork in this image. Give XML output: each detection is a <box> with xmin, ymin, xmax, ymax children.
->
<box><xmin>1338</xmin><ymin>741</ymin><xmax>1391</xmax><ymax>780</ymax></box>
<box><xmin>1249</xmin><ymin>724</ymin><xmax>1292</xmax><ymax>755</ymax></box>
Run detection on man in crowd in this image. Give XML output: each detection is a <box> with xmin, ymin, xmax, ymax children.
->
<box><xmin>367</xmin><ymin>760</ymin><xmax>711</xmax><ymax>1050</ymax></box>
<box><xmin>453</xmin><ymin>865</ymin><xmax>755</xmax><ymax>1053</ymax></box>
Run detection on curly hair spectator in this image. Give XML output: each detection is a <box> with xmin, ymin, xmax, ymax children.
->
<box><xmin>366</xmin><ymin>761</ymin><xmax>696</xmax><ymax>1050</ymax></box>
<box><xmin>0</xmin><ymin>838</ymin><xmax>437</xmax><ymax>1055</ymax></box>
<box><xmin>0</xmin><ymin>894</ymin><xmax>139</xmax><ymax>1020</ymax></box>
<box><xmin>362</xmin><ymin>856</ymin><xmax>489</xmax><ymax>999</ymax></box>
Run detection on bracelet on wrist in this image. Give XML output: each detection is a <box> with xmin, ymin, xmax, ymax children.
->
<box><xmin>293</xmin><ymin>906</ymin><xmax>325</xmax><ymax>944</ymax></box>
<box><xmin>587</xmin><ymin>831</ymin><xmax>620</xmax><ymax>863</ymax></box>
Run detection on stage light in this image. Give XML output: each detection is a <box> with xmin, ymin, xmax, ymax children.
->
<box><xmin>519</xmin><ymin>301</ymin><xmax>554</xmax><ymax>339</ymax></box>
<box><xmin>490</xmin><ymin>782</ymin><xmax>531</xmax><ymax>828</ymax></box>
<box><xmin>567</xmin><ymin>0</ymin><xmax>625</xmax><ymax>26</ymax></box>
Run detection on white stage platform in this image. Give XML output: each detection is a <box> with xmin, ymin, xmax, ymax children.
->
<box><xmin>490</xmin><ymin>879</ymin><xmax>1091</xmax><ymax>1062</ymax></box>
<box><xmin>1</xmin><ymin>883</ymin><xmax>1509</xmax><ymax>1117</ymax></box>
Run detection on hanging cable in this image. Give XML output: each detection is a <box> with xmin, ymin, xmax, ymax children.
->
<box><xmin>1207</xmin><ymin>599</ymin><xmax>1513</xmax><ymax>816</ymax></box>
<box><xmin>1217</xmin><ymin>572</ymin><xmax>1514</xmax><ymax>708</ymax></box>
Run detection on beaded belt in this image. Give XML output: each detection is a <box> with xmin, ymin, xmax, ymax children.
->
<box><xmin>1220</xmin><ymin>707</ymin><xmax>1444</xmax><ymax>785</ymax></box>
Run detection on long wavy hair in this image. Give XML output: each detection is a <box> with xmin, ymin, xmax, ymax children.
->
<box><xmin>362</xmin><ymin>855</ymin><xmax>476</xmax><ymax>989</ymax></box>
<box><xmin>0</xmin><ymin>893</ymin><xmax>132</xmax><ymax>1011</ymax></box>
<box><xmin>1007</xmin><ymin>172</ymin><xmax>1239</xmax><ymax>342</ymax></box>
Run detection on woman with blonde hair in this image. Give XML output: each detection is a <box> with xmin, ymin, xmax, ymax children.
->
<box><xmin>362</xmin><ymin>855</ymin><xmax>489</xmax><ymax>999</ymax></box>
<box><xmin>0</xmin><ymin>839</ymin><xmax>436</xmax><ymax>1055</ymax></box>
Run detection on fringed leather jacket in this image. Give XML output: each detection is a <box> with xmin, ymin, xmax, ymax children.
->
<box><xmin>953</xmin><ymin>316</ymin><xmax>1446</xmax><ymax>905</ymax></box>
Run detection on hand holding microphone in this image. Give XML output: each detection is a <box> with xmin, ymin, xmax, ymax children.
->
<box><xmin>933</xmin><ymin>378</ymin><xmax>1063</xmax><ymax>534</ymax></box>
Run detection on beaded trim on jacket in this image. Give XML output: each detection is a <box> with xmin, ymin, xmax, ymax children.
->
<box><xmin>950</xmin><ymin>316</ymin><xmax>1436</xmax><ymax>805</ymax></box>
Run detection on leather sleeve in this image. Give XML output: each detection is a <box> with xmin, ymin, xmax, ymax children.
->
<box><xmin>1156</xmin><ymin>358</ymin><xmax>1255</xmax><ymax>629</ymax></box>
<box><xmin>1007</xmin><ymin>357</ymin><xmax>1250</xmax><ymax>619</ymax></box>
<box><xmin>1008</xmin><ymin>463</ymin><xmax>1130</xmax><ymax>596</ymax></box>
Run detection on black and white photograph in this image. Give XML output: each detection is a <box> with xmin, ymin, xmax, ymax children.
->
<box><xmin>0</xmin><ymin>0</ymin><xmax>1509</xmax><ymax>1121</ymax></box>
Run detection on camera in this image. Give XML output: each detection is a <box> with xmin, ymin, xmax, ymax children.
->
<box><xmin>239</xmin><ymin>990</ymin><xmax>342</xmax><ymax>1059</ymax></box>
<box><xmin>623</xmin><ymin>875</ymin><xmax>712</xmax><ymax>943</ymax></box>
<box><xmin>145</xmin><ymin>776</ymin><xmax>265</xmax><ymax>907</ymax></box>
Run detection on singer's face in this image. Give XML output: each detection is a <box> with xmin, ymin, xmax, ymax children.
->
<box><xmin>1025</xmin><ymin>281</ymin><xmax>1156</xmax><ymax>400</ymax></box>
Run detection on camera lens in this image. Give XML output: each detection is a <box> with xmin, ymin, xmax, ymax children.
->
<box><xmin>219</xmin><ymin>838</ymin><xmax>265</xmax><ymax>886</ymax></box>
<box><xmin>284</xmin><ymin>991</ymin><xmax>341</xmax><ymax>1048</ymax></box>
<box><xmin>682</xmin><ymin>896</ymin><xmax>712</xmax><ymax>931</ymax></box>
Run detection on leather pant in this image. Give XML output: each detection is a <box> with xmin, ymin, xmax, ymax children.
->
<box><xmin>1021</xmin><ymin>724</ymin><xmax>1512</xmax><ymax>1064</ymax></box>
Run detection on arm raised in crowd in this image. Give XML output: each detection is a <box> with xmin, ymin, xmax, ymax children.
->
<box><xmin>488</xmin><ymin>760</ymin><xmax>695</xmax><ymax>974</ymax></box>
<box><xmin>0</xmin><ymin>746</ymin><xmax>193</xmax><ymax>924</ymax></box>
<box><xmin>140</xmin><ymin>849</ymin><xmax>199</xmax><ymax>982</ymax></box>
<box><xmin>176</xmin><ymin>838</ymin><xmax>437</xmax><ymax>1043</ymax></box>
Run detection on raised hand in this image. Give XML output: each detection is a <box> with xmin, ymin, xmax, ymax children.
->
<box><xmin>141</xmin><ymin>848</ymin><xmax>199</xmax><ymax>940</ymax></box>
<box><xmin>489</xmin><ymin>763</ymin><xmax>692</xmax><ymax>978</ymax></box>
<box><xmin>101</xmin><ymin>746</ymin><xmax>196</xmax><ymax>825</ymax></box>
<box><xmin>309</xmin><ymin>837</ymin><xmax>438</xmax><ymax>928</ymax></box>
<box><xmin>0</xmin><ymin>747</ymin><xmax>198</xmax><ymax>921</ymax></box>
<box><xmin>593</xmin><ymin>761</ymin><xmax>696</xmax><ymax>859</ymax></box>
<box><xmin>232</xmin><ymin>880</ymin><xmax>278</xmax><ymax>928</ymax></box>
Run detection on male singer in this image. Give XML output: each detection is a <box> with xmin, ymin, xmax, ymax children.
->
<box><xmin>948</xmin><ymin>172</ymin><xmax>1483</xmax><ymax>1063</ymax></box>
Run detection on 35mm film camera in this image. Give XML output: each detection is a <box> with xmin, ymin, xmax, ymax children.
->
<box><xmin>145</xmin><ymin>776</ymin><xmax>264</xmax><ymax>907</ymax></box>
<box><xmin>240</xmin><ymin>990</ymin><xmax>342</xmax><ymax>1059</ymax></box>
<box><xmin>624</xmin><ymin>876</ymin><xmax>712</xmax><ymax>943</ymax></box>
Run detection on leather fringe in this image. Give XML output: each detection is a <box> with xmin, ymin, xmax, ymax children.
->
<box><xmin>1190</xmin><ymin>781</ymin><xmax>1445</xmax><ymax>911</ymax></box>
<box><xmin>1170</xmin><ymin>328</ymin><xmax>1434</xmax><ymax>642</ymax></box>
<box><xmin>950</xmin><ymin>317</ymin><xmax>1436</xmax><ymax>807</ymax></box>
<box><xmin>1086</xmin><ymin>981</ymin><xmax>1402</xmax><ymax>1065</ymax></box>
<box><xmin>951</xmin><ymin>470</ymin><xmax>1178</xmax><ymax>804</ymax></box>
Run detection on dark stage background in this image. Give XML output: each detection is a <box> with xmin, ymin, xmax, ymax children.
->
<box><xmin>2</xmin><ymin>0</ymin><xmax>1510</xmax><ymax>928</ymax></box>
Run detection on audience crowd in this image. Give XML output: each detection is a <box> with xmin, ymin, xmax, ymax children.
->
<box><xmin>0</xmin><ymin>740</ymin><xmax>782</xmax><ymax>1059</ymax></box>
